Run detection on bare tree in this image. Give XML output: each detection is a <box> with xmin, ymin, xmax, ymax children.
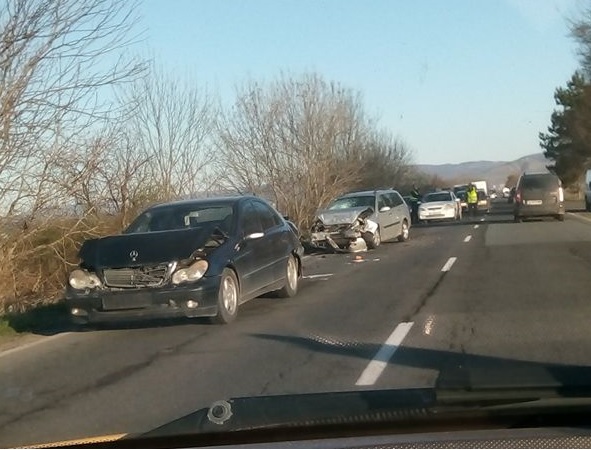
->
<box><xmin>121</xmin><ymin>66</ymin><xmax>218</xmax><ymax>201</ymax></box>
<box><xmin>0</xmin><ymin>0</ymin><xmax>144</xmax><ymax>311</ymax></box>
<box><xmin>216</xmin><ymin>73</ymin><xmax>414</xmax><ymax>229</ymax></box>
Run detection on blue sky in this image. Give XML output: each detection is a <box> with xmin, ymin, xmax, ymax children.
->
<box><xmin>138</xmin><ymin>0</ymin><xmax>582</xmax><ymax>164</ymax></box>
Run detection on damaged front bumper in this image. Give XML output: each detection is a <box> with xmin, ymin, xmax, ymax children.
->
<box><xmin>308</xmin><ymin>214</ymin><xmax>378</xmax><ymax>253</ymax></box>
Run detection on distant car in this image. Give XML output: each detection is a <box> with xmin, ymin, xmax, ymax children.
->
<box><xmin>418</xmin><ymin>191</ymin><xmax>462</xmax><ymax>222</ymax></box>
<box><xmin>477</xmin><ymin>190</ymin><xmax>490</xmax><ymax>213</ymax></box>
<box><xmin>513</xmin><ymin>173</ymin><xmax>565</xmax><ymax>222</ymax></box>
<box><xmin>490</xmin><ymin>192</ymin><xmax>497</xmax><ymax>199</ymax></box>
<box><xmin>65</xmin><ymin>196</ymin><xmax>304</xmax><ymax>325</ymax></box>
<box><xmin>456</xmin><ymin>190</ymin><xmax>468</xmax><ymax>212</ymax></box>
<box><xmin>310</xmin><ymin>189</ymin><xmax>411</xmax><ymax>251</ymax></box>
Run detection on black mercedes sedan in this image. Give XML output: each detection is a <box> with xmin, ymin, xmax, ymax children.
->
<box><xmin>65</xmin><ymin>196</ymin><xmax>304</xmax><ymax>325</ymax></box>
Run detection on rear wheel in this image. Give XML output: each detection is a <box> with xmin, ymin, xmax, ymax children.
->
<box><xmin>211</xmin><ymin>268</ymin><xmax>239</xmax><ymax>324</ymax></box>
<box><xmin>397</xmin><ymin>220</ymin><xmax>409</xmax><ymax>242</ymax></box>
<box><xmin>277</xmin><ymin>254</ymin><xmax>299</xmax><ymax>298</ymax></box>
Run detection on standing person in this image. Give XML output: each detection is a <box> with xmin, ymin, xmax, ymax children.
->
<box><xmin>410</xmin><ymin>185</ymin><xmax>421</xmax><ymax>224</ymax></box>
<box><xmin>466</xmin><ymin>183</ymin><xmax>478</xmax><ymax>218</ymax></box>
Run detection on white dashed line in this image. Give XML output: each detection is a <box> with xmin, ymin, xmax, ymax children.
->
<box><xmin>441</xmin><ymin>257</ymin><xmax>457</xmax><ymax>272</ymax></box>
<box><xmin>474</xmin><ymin>224</ymin><xmax>479</xmax><ymax>229</ymax></box>
<box><xmin>355</xmin><ymin>322</ymin><xmax>414</xmax><ymax>386</ymax></box>
<box><xmin>463</xmin><ymin>235</ymin><xmax>472</xmax><ymax>243</ymax></box>
<box><xmin>480</xmin><ymin>217</ymin><xmax>485</xmax><ymax>222</ymax></box>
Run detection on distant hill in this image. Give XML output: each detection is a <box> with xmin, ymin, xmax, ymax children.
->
<box><xmin>415</xmin><ymin>153</ymin><xmax>550</xmax><ymax>188</ymax></box>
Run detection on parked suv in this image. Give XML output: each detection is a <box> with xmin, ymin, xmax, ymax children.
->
<box><xmin>513</xmin><ymin>173</ymin><xmax>565</xmax><ymax>222</ymax></box>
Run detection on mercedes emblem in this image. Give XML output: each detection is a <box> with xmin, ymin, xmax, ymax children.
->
<box><xmin>129</xmin><ymin>250</ymin><xmax>139</xmax><ymax>262</ymax></box>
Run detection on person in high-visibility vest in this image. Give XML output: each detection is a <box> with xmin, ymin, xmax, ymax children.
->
<box><xmin>466</xmin><ymin>184</ymin><xmax>478</xmax><ymax>217</ymax></box>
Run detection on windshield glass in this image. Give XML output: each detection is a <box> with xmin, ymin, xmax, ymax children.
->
<box><xmin>327</xmin><ymin>196</ymin><xmax>375</xmax><ymax>210</ymax></box>
<box><xmin>3</xmin><ymin>0</ymin><xmax>591</xmax><ymax>447</ymax></box>
<box><xmin>423</xmin><ymin>192</ymin><xmax>452</xmax><ymax>203</ymax></box>
<box><xmin>125</xmin><ymin>204</ymin><xmax>234</xmax><ymax>233</ymax></box>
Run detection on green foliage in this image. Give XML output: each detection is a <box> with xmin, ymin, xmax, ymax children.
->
<box><xmin>539</xmin><ymin>72</ymin><xmax>591</xmax><ymax>186</ymax></box>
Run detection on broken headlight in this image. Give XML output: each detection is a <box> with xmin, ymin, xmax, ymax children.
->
<box><xmin>69</xmin><ymin>269</ymin><xmax>101</xmax><ymax>290</ymax></box>
<box><xmin>172</xmin><ymin>259</ymin><xmax>209</xmax><ymax>285</ymax></box>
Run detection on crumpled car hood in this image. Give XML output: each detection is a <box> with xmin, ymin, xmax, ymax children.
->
<box><xmin>79</xmin><ymin>227</ymin><xmax>218</xmax><ymax>269</ymax></box>
<box><xmin>316</xmin><ymin>207</ymin><xmax>374</xmax><ymax>225</ymax></box>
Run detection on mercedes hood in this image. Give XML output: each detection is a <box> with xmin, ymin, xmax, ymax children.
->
<box><xmin>79</xmin><ymin>227</ymin><xmax>220</xmax><ymax>269</ymax></box>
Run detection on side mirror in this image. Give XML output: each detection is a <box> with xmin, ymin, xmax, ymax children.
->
<box><xmin>244</xmin><ymin>232</ymin><xmax>264</xmax><ymax>241</ymax></box>
<box><xmin>283</xmin><ymin>215</ymin><xmax>290</xmax><ymax>221</ymax></box>
<box><xmin>379</xmin><ymin>206</ymin><xmax>391</xmax><ymax>212</ymax></box>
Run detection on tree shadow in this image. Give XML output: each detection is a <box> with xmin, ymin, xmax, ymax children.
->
<box><xmin>251</xmin><ymin>333</ymin><xmax>591</xmax><ymax>392</ymax></box>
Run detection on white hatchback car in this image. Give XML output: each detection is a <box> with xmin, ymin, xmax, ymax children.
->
<box><xmin>418</xmin><ymin>191</ymin><xmax>462</xmax><ymax>222</ymax></box>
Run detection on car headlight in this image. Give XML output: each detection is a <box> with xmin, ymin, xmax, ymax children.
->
<box><xmin>69</xmin><ymin>269</ymin><xmax>101</xmax><ymax>290</ymax></box>
<box><xmin>172</xmin><ymin>259</ymin><xmax>209</xmax><ymax>285</ymax></box>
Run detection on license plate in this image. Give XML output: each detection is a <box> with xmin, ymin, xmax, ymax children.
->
<box><xmin>527</xmin><ymin>200</ymin><xmax>543</xmax><ymax>205</ymax></box>
<box><xmin>102</xmin><ymin>293</ymin><xmax>152</xmax><ymax>310</ymax></box>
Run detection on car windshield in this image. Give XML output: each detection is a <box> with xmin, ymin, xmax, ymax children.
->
<box><xmin>327</xmin><ymin>196</ymin><xmax>375</xmax><ymax>210</ymax></box>
<box><xmin>423</xmin><ymin>192</ymin><xmax>452</xmax><ymax>202</ymax></box>
<box><xmin>125</xmin><ymin>204</ymin><xmax>234</xmax><ymax>234</ymax></box>
<box><xmin>4</xmin><ymin>0</ymin><xmax>591</xmax><ymax>447</ymax></box>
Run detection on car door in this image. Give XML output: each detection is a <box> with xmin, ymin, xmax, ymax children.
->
<box><xmin>251</xmin><ymin>200</ymin><xmax>288</xmax><ymax>287</ymax></box>
<box><xmin>376</xmin><ymin>193</ymin><xmax>396</xmax><ymax>240</ymax></box>
<box><xmin>234</xmin><ymin>200</ymin><xmax>266</xmax><ymax>298</ymax></box>
<box><xmin>388</xmin><ymin>192</ymin><xmax>408</xmax><ymax>236</ymax></box>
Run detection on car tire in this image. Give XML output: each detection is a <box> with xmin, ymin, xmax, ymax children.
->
<box><xmin>277</xmin><ymin>254</ymin><xmax>299</xmax><ymax>298</ymax></box>
<box><xmin>366</xmin><ymin>228</ymin><xmax>381</xmax><ymax>249</ymax></box>
<box><xmin>397</xmin><ymin>220</ymin><xmax>409</xmax><ymax>242</ymax></box>
<box><xmin>556</xmin><ymin>214</ymin><xmax>565</xmax><ymax>222</ymax></box>
<box><xmin>211</xmin><ymin>268</ymin><xmax>239</xmax><ymax>325</ymax></box>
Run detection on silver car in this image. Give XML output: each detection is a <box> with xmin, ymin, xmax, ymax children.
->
<box><xmin>310</xmin><ymin>189</ymin><xmax>412</xmax><ymax>252</ymax></box>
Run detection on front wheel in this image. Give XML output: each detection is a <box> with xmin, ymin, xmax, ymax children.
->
<box><xmin>277</xmin><ymin>254</ymin><xmax>299</xmax><ymax>298</ymax></box>
<box><xmin>211</xmin><ymin>268</ymin><xmax>239</xmax><ymax>324</ymax></box>
<box><xmin>398</xmin><ymin>220</ymin><xmax>409</xmax><ymax>242</ymax></box>
<box><xmin>365</xmin><ymin>228</ymin><xmax>381</xmax><ymax>249</ymax></box>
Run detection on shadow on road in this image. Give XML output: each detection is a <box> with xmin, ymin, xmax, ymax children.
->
<box><xmin>251</xmin><ymin>333</ymin><xmax>591</xmax><ymax>391</ymax></box>
<box><xmin>1</xmin><ymin>301</ymin><xmax>213</xmax><ymax>336</ymax></box>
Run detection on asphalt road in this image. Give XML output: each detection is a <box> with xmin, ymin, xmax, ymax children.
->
<box><xmin>2</xmin><ymin>199</ymin><xmax>591</xmax><ymax>446</ymax></box>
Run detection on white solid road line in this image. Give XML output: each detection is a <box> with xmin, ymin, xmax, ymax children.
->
<box><xmin>474</xmin><ymin>224</ymin><xmax>480</xmax><ymax>229</ymax></box>
<box><xmin>355</xmin><ymin>322</ymin><xmax>414</xmax><ymax>386</ymax></box>
<box><xmin>463</xmin><ymin>235</ymin><xmax>472</xmax><ymax>242</ymax></box>
<box><xmin>441</xmin><ymin>257</ymin><xmax>457</xmax><ymax>272</ymax></box>
<box><xmin>302</xmin><ymin>273</ymin><xmax>333</xmax><ymax>279</ymax></box>
<box><xmin>0</xmin><ymin>332</ymin><xmax>72</xmax><ymax>360</ymax></box>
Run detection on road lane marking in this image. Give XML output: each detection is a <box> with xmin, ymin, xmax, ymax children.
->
<box><xmin>463</xmin><ymin>235</ymin><xmax>472</xmax><ymax>242</ymax></box>
<box><xmin>441</xmin><ymin>257</ymin><xmax>457</xmax><ymax>272</ymax></box>
<box><xmin>480</xmin><ymin>217</ymin><xmax>485</xmax><ymax>222</ymax></box>
<box><xmin>355</xmin><ymin>322</ymin><xmax>414</xmax><ymax>386</ymax></box>
<box><xmin>302</xmin><ymin>273</ymin><xmax>333</xmax><ymax>279</ymax></box>
<box><xmin>0</xmin><ymin>332</ymin><xmax>72</xmax><ymax>360</ymax></box>
<box><xmin>474</xmin><ymin>224</ymin><xmax>479</xmax><ymax>229</ymax></box>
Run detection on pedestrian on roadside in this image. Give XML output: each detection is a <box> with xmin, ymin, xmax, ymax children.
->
<box><xmin>467</xmin><ymin>183</ymin><xmax>478</xmax><ymax>218</ymax></box>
